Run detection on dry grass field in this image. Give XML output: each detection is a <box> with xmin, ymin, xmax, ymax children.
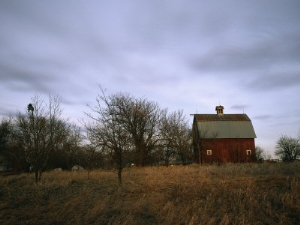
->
<box><xmin>1</xmin><ymin>163</ymin><xmax>300</xmax><ymax>225</ymax></box>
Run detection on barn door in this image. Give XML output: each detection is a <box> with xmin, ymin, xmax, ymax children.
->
<box><xmin>221</xmin><ymin>149</ymin><xmax>229</xmax><ymax>163</ymax></box>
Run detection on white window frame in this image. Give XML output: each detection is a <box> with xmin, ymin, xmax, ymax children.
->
<box><xmin>207</xmin><ymin>150</ymin><xmax>212</xmax><ymax>155</ymax></box>
<box><xmin>246</xmin><ymin>150</ymin><xmax>251</xmax><ymax>155</ymax></box>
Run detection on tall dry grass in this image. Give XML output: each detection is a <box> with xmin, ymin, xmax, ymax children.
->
<box><xmin>1</xmin><ymin>163</ymin><xmax>300</xmax><ymax>225</ymax></box>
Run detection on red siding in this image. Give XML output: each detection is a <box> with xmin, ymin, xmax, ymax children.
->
<box><xmin>195</xmin><ymin>138</ymin><xmax>256</xmax><ymax>163</ymax></box>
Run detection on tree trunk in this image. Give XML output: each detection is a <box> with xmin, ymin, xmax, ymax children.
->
<box><xmin>118</xmin><ymin>167</ymin><xmax>122</xmax><ymax>185</ymax></box>
<box><xmin>136</xmin><ymin>147</ymin><xmax>143</xmax><ymax>167</ymax></box>
<box><xmin>35</xmin><ymin>170</ymin><xmax>39</xmax><ymax>183</ymax></box>
<box><xmin>117</xmin><ymin>153</ymin><xmax>123</xmax><ymax>185</ymax></box>
<box><xmin>165</xmin><ymin>158</ymin><xmax>169</xmax><ymax>167</ymax></box>
<box><xmin>38</xmin><ymin>170</ymin><xmax>42</xmax><ymax>182</ymax></box>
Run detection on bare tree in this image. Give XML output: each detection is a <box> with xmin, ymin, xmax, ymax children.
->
<box><xmin>159</xmin><ymin>145</ymin><xmax>176</xmax><ymax>167</ymax></box>
<box><xmin>80</xmin><ymin>145</ymin><xmax>103</xmax><ymax>179</ymax></box>
<box><xmin>0</xmin><ymin>118</ymin><xmax>12</xmax><ymax>158</ymax></box>
<box><xmin>275</xmin><ymin>135</ymin><xmax>300</xmax><ymax>162</ymax></box>
<box><xmin>0</xmin><ymin>118</ymin><xmax>15</xmax><ymax>171</ymax></box>
<box><xmin>85</xmin><ymin>91</ymin><xmax>132</xmax><ymax>184</ymax></box>
<box><xmin>88</xmin><ymin>87</ymin><xmax>164</xmax><ymax>167</ymax></box>
<box><xmin>15</xmin><ymin>95</ymin><xmax>67</xmax><ymax>182</ymax></box>
<box><xmin>0</xmin><ymin>117</ymin><xmax>30</xmax><ymax>172</ymax></box>
<box><xmin>46</xmin><ymin>123</ymin><xmax>83</xmax><ymax>170</ymax></box>
<box><xmin>62</xmin><ymin>124</ymin><xmax>83</xmax><ymax>169</ymax></box>
<box><xmin>113</xmin><ymin>93</ymin><xmax>164</xmax><ymax>166</ymax></box>
<box><xmin>160</xmin><ymin>110</ymin><xmax>192</xmax><ymax>165</ymax></box>
<box><xmin>255</xmin><ymin>146</ymin><xmax>265</xmax><ymax>163</ymax></box>
<box><xmin>128</xmin><ymin>97</ymin><xmax>164</xmax><ymax>166</ymax></box>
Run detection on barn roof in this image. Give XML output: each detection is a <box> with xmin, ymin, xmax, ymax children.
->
<box><xmin>194</xmin><ymin>114</ymin><xmax>256</xmax><ymax>139</ymax></box>
<box><xmin>195</xmin><ymin>114</ymin><xmax>251</xmax><ymax>121</ymax></box>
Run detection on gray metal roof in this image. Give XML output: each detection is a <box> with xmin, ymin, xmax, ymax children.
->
<box><xmin>194</xmin><ymin>114</ymin><xmax>256</xmax><ymax>138</ymax></box>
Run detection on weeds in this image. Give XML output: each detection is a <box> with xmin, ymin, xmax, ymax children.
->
<box><xmin>0</xmin><ymin>163</ymin><xmax>300</xmax><ymax>224</ymax></box>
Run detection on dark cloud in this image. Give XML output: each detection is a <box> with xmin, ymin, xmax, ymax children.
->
<box><xmin>189</xmin><ymin>33</ymin><xmax>300</xmax><ymax>75</ymax></box>
<box><xmin>0</xmin><ymin>60</ymin><xmax>62</xmax><ymax>92</ymax></box>
<box><xmin>246</xmin><ymin>72</ymin><xmax>300</xmax><ymax>91</ymax></box>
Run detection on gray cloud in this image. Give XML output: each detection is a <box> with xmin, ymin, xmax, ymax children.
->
<box><xmin>189</xmin><ymin>33</ymin><xmax>300</xmax><ymax>74</ymax></box>
<box><xmin>1</xmin><ymin>0</ymin><xmax>300</xmax><ymax>156</ymax></box>
<box><xmin>230</xmin><ymin>105</ymin><xmax>249</xmax><ymax>111</ymax></box>
<box><xmin>253</xmin><ymin>115</ymin><xmax>272</xmax><ymax>120</ymax></box>
<box><xmin>246</xmin><ymin>72</ymin><xmax>300</xmax><ymax>91</ymax></box>
<box><xmin>0</xmin><ymin>62</ymin><xmax>60</xmax><ymax>92</ymax></box>
<box><xmin>0</xmin><ymin>106</ymin><xmax>17</xmax><ymax>118</ymax></box>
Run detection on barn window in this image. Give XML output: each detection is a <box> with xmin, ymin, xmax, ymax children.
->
<box><xmin>207</xmin><ymin>150</ymin><xmax>212</xmax><ymax>155</ymax></box>
<box><xmin>246</xmin><ymin>150</ymin><xmax>251</xmax><ymax>155</ymax></box>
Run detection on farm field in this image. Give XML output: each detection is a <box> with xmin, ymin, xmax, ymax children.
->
<box><xmin>1</xmin><ymin>163</ymin><xmax>300</xmax><ymax>225</ymax></box>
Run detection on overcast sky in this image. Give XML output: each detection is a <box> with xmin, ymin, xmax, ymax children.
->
<box><xmin>1</xmin><ymin>0</ymin><xmax>300</xmax><ymax>156</ymax></box>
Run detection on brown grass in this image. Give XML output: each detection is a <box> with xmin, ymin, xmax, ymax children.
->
<box><xmin>1</xmin><ymin>163</ymin><xmax>300</xmax><ymax>225</ymax></box>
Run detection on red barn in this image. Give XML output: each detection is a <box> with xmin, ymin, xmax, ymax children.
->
<box><xmin>192</xmin><ymin>106</ymin><xmax>257</xmax><ymax>164</ymax></box>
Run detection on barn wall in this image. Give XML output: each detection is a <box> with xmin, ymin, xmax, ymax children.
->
<box><xmin>195</xmin><ymin>138</ymin><xmax>256</xmax><ymax>163</ymax></box>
